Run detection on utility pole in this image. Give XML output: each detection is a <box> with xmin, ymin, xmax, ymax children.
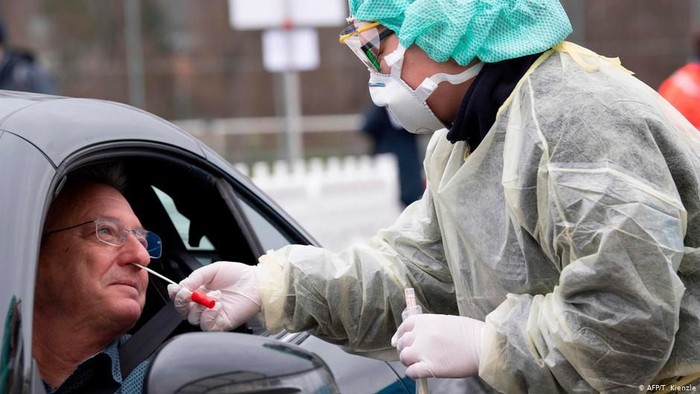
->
<box><xmin>125</xmin><ymin>0</ymin><xmax>146</xmax><ymax>108</ymax></box>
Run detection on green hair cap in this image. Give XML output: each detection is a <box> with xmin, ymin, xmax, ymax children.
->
<box><xmin>348</xmin><ymin>0</ymin><xmax>573</xmax><ymax>66</ymax></box>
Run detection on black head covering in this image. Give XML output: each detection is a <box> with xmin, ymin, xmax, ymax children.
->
<box><xmin>446</xmin><ymin>53</ymin><xmax>541</xmax><ymax>150</ymax></box>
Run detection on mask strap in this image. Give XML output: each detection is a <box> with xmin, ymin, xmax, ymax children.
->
<box><xmin>431</xmin><ymin>62</ymin><xmax>484</xmax><ymax>85</ymax></box>
<box><xmin>414</xmin><ymin>62</ymin><xmax>484</xmax><ymax>101</ymax></box>
<box><xmin>385</xmin><ymin>44</ymin><xmax>407</xmax><ymax>79</ymax></box>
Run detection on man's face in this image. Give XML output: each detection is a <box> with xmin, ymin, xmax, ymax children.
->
<box><xmin>36</xmin><ymin>183</ymin><xmax>151</xmax><ymax>333</ymax></box>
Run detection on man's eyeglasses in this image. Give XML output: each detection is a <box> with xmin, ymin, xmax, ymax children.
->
<box><xmin>44</xmin><ymin>218</ymin><xmax>162</xmax><ymax>259</ymax></box>
<box><xmin>339</xmin><ymin>21</ymin><xmax>394</xmax><ymax>72</ymax></box>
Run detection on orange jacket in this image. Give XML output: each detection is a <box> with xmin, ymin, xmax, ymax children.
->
<box><xmin>659</xmin><ymin>62</ymin><xmax>700</xmax><ymax>128</ymax></box>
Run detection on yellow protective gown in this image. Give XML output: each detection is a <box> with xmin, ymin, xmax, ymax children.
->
<box><xmin>256</xmin><ymin>43</ymin><xmax>700</xmax><ymax>392</ymax></box>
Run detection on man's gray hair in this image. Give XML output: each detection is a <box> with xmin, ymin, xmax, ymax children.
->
<box><xmin>65</xmin><ymin>162</ymin><xmax>128</xmax><ymax>193</ymax></box>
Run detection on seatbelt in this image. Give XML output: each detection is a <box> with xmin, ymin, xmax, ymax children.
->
<box><xmin>118</xmin><ymin>301</ymin><xmax>182</xmax><ymax>379</ymax></box>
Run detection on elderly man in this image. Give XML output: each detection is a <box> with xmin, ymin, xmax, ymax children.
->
<box><xmin>34</xmin><ymin>164</ymin><xmax>160</xmax><ymax>393</ymax></box>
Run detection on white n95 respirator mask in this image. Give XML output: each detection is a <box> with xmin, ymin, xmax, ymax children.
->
<box><xmin>369</xmin><ymin>45</ymin><xmax>483</xmax><ymax>134</ymax></box>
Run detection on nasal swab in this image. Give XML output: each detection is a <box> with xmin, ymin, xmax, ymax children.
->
<box><xmin>131</xmin><ymin>263</ymin><xmax>216</xmax><ymax>309</ymax></box>
<box><xmin>404</xmin><ymin>288</ymin><xmax>430</xmax><ymax>394</ymax></box>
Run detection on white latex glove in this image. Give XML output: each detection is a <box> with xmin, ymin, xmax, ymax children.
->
<box><xmin>391</xmin><ymin>314</ymin><xmax>484</xmax><ymax>379</ymax></box>
<box><xmin>167</xmin><ymin>261</ymin><xmax>261</xmax><ymax>332</ymax></box>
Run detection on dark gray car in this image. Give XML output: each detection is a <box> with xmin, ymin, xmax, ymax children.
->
<box><xmin>0</xmin><ymin>91</ymin><xmax>412</xmax><ymax>393</ymax></box>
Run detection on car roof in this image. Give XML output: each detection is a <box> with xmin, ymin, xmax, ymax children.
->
<box><xmin>0</xmin><ymin>90</ymin><xmax>206</xmax><ymax>166</ymax></box>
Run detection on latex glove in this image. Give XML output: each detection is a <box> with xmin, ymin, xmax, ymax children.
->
<box><xmin>391</xmin><ymin>314</ymin><xmax>484</xmax><ymax>379</ymax></box>
<box><xmin>167</xmin><ymin>261</ymin><xmax>261</xmax><ymax>331</ymax></box>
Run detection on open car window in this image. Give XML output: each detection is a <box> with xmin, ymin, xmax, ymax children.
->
<box><xmin>137</xmin><ymin>160</ymin><xmax>300</xmax><ymax>267</ymax></box>
<box><xmin>47</xmin><ymin>149</ymin><xmax>314</xmax><ymax>342</ymax></box>
<box><xmin>52</xmin><ymin>153</ymin><xmax>306</xmax><ymax>335</ymax></box>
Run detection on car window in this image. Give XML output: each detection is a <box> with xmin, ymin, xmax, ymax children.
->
<box><xmin>237</xmin><ymin>197</ymin><xmax>293</xmax><ymax>252</ymax></box>
<box><xmin>153</xmin><ymin>186</ymin><xmax>215</xmax><ymax>262</ymax></box>
<box><xmin>117</xmin><ymin>156</ymin><xmax>267</xmax><ymax>336</ymax></box>
<box><xmin>122</xmin><ymin>157</ymin><xmax>305</xmax><ymax>273</ymax></box>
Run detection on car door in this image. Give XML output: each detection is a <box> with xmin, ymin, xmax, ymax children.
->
<box><xmin>0</xmin><ymin>128</ymin><xmax>57</xmax><ymax>394</ymax></box>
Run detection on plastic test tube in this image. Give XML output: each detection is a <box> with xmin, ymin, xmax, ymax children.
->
<box><xmin>132</xmin><ymin>263</ymin><xmax>216</xmax><ymax>309</ymax></box>
<box><xmin>404</xmin><ymin>288</ymin><xmax>430</xmax><ymax>394</ymax></box>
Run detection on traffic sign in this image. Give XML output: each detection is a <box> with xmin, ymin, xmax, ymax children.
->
<box><xmin>229</xmin><ymin>0</ymin><xmax>347</xmax><ymax>30</ymax></box>
<box><xmin>262</xmin><ymin>28</ymin><xmax>320</xmax><ymax>72</ymax></box>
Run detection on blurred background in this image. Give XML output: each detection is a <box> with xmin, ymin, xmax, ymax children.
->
<box><xmin>2</xmin><ymin>0</ymin><xmax>699</xmax><ymax>164</ymax></box>
<box><xmin>2</xmin><ymin>0</ymin><xmax>699</xmax><ymax>249</ymax></box>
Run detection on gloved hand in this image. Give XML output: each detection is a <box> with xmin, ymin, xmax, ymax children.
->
<box><xmin>167</xmin><ymin>261</ymin><xmax>261</xmax><ymax>331</ymax></box>
<box><xmin>391</xmin><ymin>314</ymin><xmax>484</xmax><ymax>379</ymax></box>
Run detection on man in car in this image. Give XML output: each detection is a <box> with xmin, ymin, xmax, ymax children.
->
<box><xmin>33</xmin><ymin>163</ymin><xmax>160</xmax><ymax>393</ymax></box>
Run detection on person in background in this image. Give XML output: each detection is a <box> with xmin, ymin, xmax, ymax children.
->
<box><xmin>659</xmin><ymin>28</ymin><xmax>700</xmax><ymax>129</ymax></box>
<box><xmin>0</xmin><ymin>14</ymin><xmax>56</xmax><ymax>94</ymax></box>
<box><xmin>362</xmin><ymin>102</ymin><xmax>424</xmax><ymax>207</ymax></box>
<box><xmin>34</xmin><ymin>164</ymin><xmax>160</xmax><ymax>393</ymax></box>
<box><xmin>171</xmin><ymin>0</ymin><xmax>700</xmax><ymax>392</ymax></box>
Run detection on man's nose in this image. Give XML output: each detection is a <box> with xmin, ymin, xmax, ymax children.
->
<box><xmin>123</xmin><ymin>232</ymin><xmax>152</xmax><ymax>266</ymax></box>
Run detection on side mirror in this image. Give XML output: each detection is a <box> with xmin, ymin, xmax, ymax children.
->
<box><xmin>146</xmin><ymin>332</ymin><xmax>340</xmax><ymax>394</ymax></box>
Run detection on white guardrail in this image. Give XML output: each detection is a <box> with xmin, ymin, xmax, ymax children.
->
<box><xmin>234</xmin><ymin>154</ymin><xmax>403</xmax><ymax>251</ymax></box>
<box><xmin>176</xmin><ymin>114</ymin><xmax>365</xmax><ymax>136</ymax></box>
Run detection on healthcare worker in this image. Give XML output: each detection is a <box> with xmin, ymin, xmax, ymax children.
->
<box><xmin>171</xmin><ymin>0</ymin><xmax>700</xmax><ymax>392</ymax></box>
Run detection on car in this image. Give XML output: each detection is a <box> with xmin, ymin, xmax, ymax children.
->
<box><xmin>0</xmin><ymin>90</ymin><xmax>413</xmax><ymax>393</ymax></box>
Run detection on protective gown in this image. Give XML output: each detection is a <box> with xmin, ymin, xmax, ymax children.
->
<box><xmin>256</xmin><ymin>43</ymin><xmax>700</xmax><ymax>392</ymax></box>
